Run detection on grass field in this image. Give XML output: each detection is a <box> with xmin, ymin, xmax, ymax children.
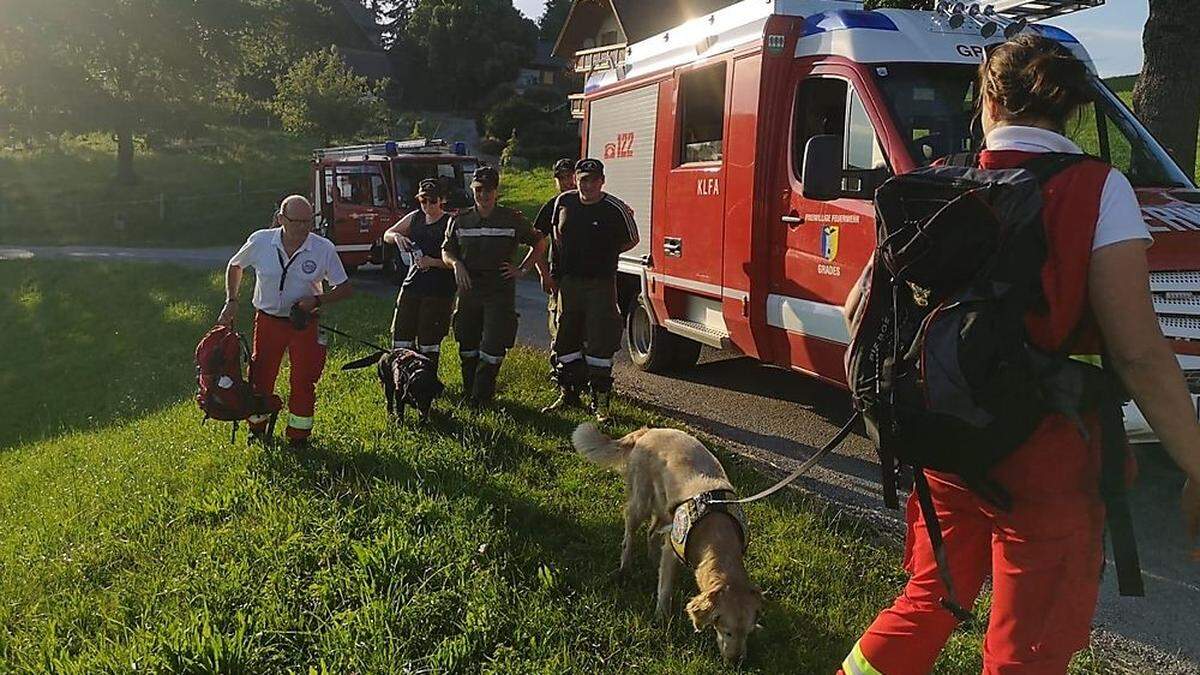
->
<box><xmin>0</xmin><ymin>260</ymin><xmax>1110</xmax><ymax>672</ymax></box>
<box><xmin>0</xmin><ymin>128</ymin><xmax>556</xmax><ymax>249</ymax></box>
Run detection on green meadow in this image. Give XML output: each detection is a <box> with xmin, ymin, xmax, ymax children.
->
<box><xmin>0</xmin><ymin>260</ymin><xmax>1111</xmax><ymax>672</ymax></box>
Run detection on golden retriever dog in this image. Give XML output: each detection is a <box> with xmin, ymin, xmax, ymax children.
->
<box><xmin>573</xmin><ymin>423</ymin><xmax>763</xmax><ymax>663</ymax></box>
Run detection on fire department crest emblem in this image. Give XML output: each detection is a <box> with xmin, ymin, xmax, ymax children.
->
<box><xmin>821</xmin><ymin>225</ymin><xmax>839</xmax><ymax>261</ymax></box>
<box><xmin>302</xmin><ymin>260</ymin><xmax>318</xmax><ymax>274</ymax></box>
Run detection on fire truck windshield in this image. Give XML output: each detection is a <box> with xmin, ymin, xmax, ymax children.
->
<box><xmin>875</xmin><ymin>64</ymin><xmax>1193</xmax><ymax>189</ymax></box>
<box><xmin>392</xmin><ymin>161</ymin><xmax>476</xmax><ymax>211</ymax></box>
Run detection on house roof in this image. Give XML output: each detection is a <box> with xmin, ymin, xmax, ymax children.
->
<box><xmin>531</xmin><ymin>40</ymin><xmax>567</xmax><ymax>70</ymax></box>
<box><xmin>552</xmin><ymin>0</ymin><xmax>737</xmax><ymax>58</ymax></box>
<box><xmin>336</xmin><ymin>0</ymin><xmax>383</xmax><ymax>48</ymax></box>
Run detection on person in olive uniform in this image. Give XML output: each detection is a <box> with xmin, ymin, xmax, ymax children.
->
<box><xmin>383</xmin><ymin>179</ymin><xmax>456</xmax><ymax>369</ymax></box>
<box><xmin>534</xmin><ymin>158</ymin><xmax>579</xmax><ymax>402</ymax></box>
<box><xmin>542</xmin><ymin>159</ymin><xmax>639</xmax><ymax>421</ymax></box>
<box><xmin>442</xmin><ymin>166</ymin><xmax>548</xmax><ymax>405</ymax></box>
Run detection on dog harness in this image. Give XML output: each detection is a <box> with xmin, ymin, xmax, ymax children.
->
<box><xmin>669</xmin><ymin>489</ymin><xmax>749</xmax><ymax>566</ymax></box>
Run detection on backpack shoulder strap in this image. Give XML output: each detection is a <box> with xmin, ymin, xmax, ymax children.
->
<box><xmin>1019</xmin><ymin>152</ymin><xmax>1091</xmax><ymax>185</ymax></box>
<box><xmin>942</xmin><ymin>152</ymin><xmax>979</xmax><ymax>168</ymax></box>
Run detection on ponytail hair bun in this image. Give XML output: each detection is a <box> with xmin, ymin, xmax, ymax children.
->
<box><xmin>980</xmin><ymin>35</ymin><xmax>1093</xmax><ymax>129</ymax></box>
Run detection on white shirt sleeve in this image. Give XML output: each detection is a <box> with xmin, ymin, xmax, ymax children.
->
<box><xmin>1092</xmin><ymin>169</ymin><xmax>1152</xmax><ymax>251</ymax></box>
<box><xmin>228</xmin><ymin>230</ymin><xmax>263</xmax><ymax>269</ymax></box>
<box><xmin>324</xmin><ymin>242</ymin><xmax>349</xmax><ymax>287</ymax></box>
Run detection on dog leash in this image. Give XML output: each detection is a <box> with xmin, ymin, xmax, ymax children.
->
<box><xmin>710</xmin><ymin>412</ymin><xmax>861</xmax><ymax>506</ymax></box>
<box><xmin>317</xmin><ymin>322</ymin><xmax>390</xmax><ymax>353</ymax></box>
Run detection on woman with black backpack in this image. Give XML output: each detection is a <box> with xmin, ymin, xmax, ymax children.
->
<box><xmin>841</xmin><ymin>35</ymin><xmax>1200</xmax><ymax>675</ymax></box>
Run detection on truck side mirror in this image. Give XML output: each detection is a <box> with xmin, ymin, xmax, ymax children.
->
<box><xmin>801</xmin><ymin>134</ymin><xmax>843</xmax><ymax>202</ymax></box>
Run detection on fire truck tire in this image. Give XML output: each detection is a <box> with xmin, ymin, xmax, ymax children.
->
<box><xmin>627</xmin><ymin>295</ymin><xmax>699</xmax><ymax>373</ymax></box>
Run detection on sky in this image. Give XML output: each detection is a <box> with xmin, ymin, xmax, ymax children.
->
<box><xmin>513</xmin><ymin>0</ymin><xmax>1147</xmax><ymax>78</ymax></box>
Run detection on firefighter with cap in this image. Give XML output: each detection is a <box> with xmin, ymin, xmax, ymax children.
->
<box><xmin>383</xmin><ymin>178</ymin><xmax>456</xmax><ymax>370</ymax></box>
<box><xmin>217</xmin><ymin>195</ymin><xmax>353</xmax><ymax>446</ymax></box>
<box><xmin>442</xmin><ymin>166</ymin><xmax>548</xmax><ymax>405</ymax></box>
<box><xmin>534</xmin><ymin>158</ymin><xmax>579</xmax><ymax>403</ymax></box>
<box><xmin>541</xmin><ymin>158</ymin><xmax>639</xmax><ymax>421</ymax></box>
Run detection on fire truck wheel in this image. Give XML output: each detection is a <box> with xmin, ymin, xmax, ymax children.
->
<box><xmin>627</xmin><ymin>295</ymin><xmax>699</xmax><ymax>373</ymax></box>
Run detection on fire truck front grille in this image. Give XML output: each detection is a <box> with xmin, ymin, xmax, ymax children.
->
<box><xmin>1150</xmin><ymin>271</ymin><xmax>1200</xmax><ymax>342</ymax></box>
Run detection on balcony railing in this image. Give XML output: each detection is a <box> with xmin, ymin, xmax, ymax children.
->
<box><xmin>571</xmin><ymin>43</ymin><xmax>628</xmax><ymax>74</ymax></box>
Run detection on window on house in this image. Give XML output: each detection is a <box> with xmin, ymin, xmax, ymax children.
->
<box><xmin>678</xmin><ymin>63</ymin><xmax>727</xmax><ymax>164</ymax></box>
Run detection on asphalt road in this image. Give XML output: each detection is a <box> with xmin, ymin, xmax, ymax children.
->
<box><xmin>3</xmin><ymin>245</ymin><xmax>1197</xmax><ymax>672</ymax></box>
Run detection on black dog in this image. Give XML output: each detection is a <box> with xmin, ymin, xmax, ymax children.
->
<box><xmin>342</xmin><ymin>348</ymin><xmax>444</xmax><ymax>422</ymax></box>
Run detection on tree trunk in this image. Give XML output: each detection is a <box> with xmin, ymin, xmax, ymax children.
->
<box><xmin>1133</xmin><ymin>0</ymin><xmax>1200</xmax><ymax>180</ymax></box>
<box><xmin>114</xmin><ymin>124</ymin><xmax>139</xmax><ymax>185</ymax></box>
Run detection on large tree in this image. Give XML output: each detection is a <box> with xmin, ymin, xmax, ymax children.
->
<box><xmin>539</xmin><ymin>0</ymin><xmax>572</xmax><ymax>41</ymax></box>
<box><xmin>1133</xmin><ymin>0</ymin><xmax>1200</xmax><ymax>179</ymax></box>
<box><xmin>398</xmin><ymin>0</ymin><xmax>537</xmax><ymax>110</ymax></box>
<box><xmin>0</xmin><ymin>0</ymin><xmax>251</xmax><ymax>184</ymax></box>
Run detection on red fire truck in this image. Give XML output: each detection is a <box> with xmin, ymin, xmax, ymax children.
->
<box><xmin>580</xmin><ymin>0</ymin><xmax>1200</xmax><ymax>441</ymax></box>
<box><xmin>310</xmin><ymin>138</ymin><xmax>478</xmax><ymax>275</ymax></box>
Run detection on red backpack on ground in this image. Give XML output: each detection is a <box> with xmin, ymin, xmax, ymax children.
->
<box><xmin>195</xmin><ymin>325</ymin><xmax>282</xmax><ymax>441</ymax></box>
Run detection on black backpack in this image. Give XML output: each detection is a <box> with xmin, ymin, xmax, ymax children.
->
<box><xmin>846</xmin><ymin>153</ymin><xmax>1143</xmax><ymax>619</ymax></box>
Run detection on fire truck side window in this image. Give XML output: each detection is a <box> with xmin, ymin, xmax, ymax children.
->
<box><xmin>678</xmin><ymin>63</ymin><xmax>727</xmax><ymax>164</ymax></box>
<box><xmin>336</xmin><ymin>170</ymin><xmax>388</xmax><ymax>207</ymax></box>
<box><xmin>847</xmin><ymin>91</ymin><xmax>887</xmax><ymax>172</ymax></box>
<box><xmin>793</xmin><ymin>78</ymin><xmax>848</xmax><ymax>177</ymax></box>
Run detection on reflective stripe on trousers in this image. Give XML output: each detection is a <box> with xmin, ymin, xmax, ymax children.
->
<box><xmin>842</xmin><ymin>641</ymin><xmax>883</xmax><ymax>675</ymax></box>
<box><xmin>288</xmin><ymin>414</ymin><xmax>314</xmax><ymax>430</ymax></box>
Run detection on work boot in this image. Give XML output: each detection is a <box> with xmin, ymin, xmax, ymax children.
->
<box><xmin>592</xmin><ymin>390</ymin><xmax>613</xmax><ymax>423</ymax></box>
<box><xmin>472</xmin><ymin>363</ymin><xmax>501</xmax><ymax>406</ymax></box>
<box><xmin>541</xmin><ymin>387</ymin><xmax>582</xmax><ymax>413</ymax></box>
<box><xmin>460</xmin><ymin>355</ymin><xmax>479</xmax><ymax>399</ymax></box>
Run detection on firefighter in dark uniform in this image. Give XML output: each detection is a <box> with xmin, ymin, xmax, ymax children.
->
<box><xmin>542</xmin><ymin>159</ymin><xmax>640</xmax><ymax>421</ymax></box>
<box><xmin>383</xmin><ymin>179</ymin><xmax>457</xmax><ymax>370</ymax></box>
<box><xmin>442</xmin><ymin>166</ymin><xmax>548</xmax><ymax>405</ymax></box>
<box><xmin>534</xmin><ymin>158</ymin><xmax>579</xmax><ymax>402</ymax></box>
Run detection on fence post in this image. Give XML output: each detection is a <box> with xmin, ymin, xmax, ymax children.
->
<box><xmin>159</xmin><ymin>193</ymin><xmax>166</xmax><ymax>222</ymax></box>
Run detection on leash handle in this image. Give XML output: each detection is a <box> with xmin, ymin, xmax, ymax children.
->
<box><xmin>317</xmin><ymin>322</ymin><xmax>390</xmax><ymax>353</ymax></box>
<box><xmin>711</xmin><ymin>412</ymin><xmax>861</xmax><ymax>506</ymax></box>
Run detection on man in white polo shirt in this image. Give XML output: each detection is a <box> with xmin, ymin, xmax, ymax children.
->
<box><xmin>217</xmin><ymin>195</ymin><xmax>353</xmax><ymax>446</ymax></box>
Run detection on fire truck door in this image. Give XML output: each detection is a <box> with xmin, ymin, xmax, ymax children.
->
<box><xmin>659</xmin><ymin>62</ymin><xmax>730</xmax><ymax>314</ymax></box>
<box><xmin>768</xmin><ymin>72</ymin><xmax>887</xmax><ymax>380</ymax></box>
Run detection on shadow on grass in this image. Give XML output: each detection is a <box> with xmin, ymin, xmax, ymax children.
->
<box><xmin>0</xmin><ymin>261</ymin><xmax>226</xmax><ymax>450</ymax></box>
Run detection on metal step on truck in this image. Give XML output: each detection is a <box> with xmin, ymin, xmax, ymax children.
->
<box><xmin>578</xmin><ymin>0</ymin><xmax>1200</xmax><ymax>442</ymax></box>
<box><xmin>311</xmin><ymin>138</ymin><xmax>479</xmax><ymax>277</ymax></box>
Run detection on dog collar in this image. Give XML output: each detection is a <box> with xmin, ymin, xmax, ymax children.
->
<box><xmin>670</xmin><ymin>489</ymin><xmax>749</xmax><ymax>567</ymax></box>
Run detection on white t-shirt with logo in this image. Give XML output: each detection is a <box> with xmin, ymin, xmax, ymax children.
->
<box><xmin>985</xmin><ymin>126</ymin><xmax>1151</xmax><ymax>251</ymax></box>
<box><xmin>229</xmin><ymin>229</ymin><xmax>349</xmax><ymax>317</ymax></box>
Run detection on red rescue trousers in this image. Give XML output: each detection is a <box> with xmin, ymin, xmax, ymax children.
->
<box><xmin>841</xmin><ymin>421</ymin><xmax>1108</xmax><ymax>675</ymax></box>
<box><xmin>248</xmin><ymin>310</ymin><xmax>327</xmax><ymax>441</ymax></box>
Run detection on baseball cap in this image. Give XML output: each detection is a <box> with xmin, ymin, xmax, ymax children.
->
<box><xmin>471</xmin><ymin>166</ymin><xmax>500</xmax><ymax>190</ymax></box>
<box><xmin>575</xmin><ymin>158</ymin><xmax>604</xmax><ymax>176</ymax></box>
<box><xmin>553</xmin><ymin>158</ymin><xmax>575</xmax><ymax>176</ymax></box>
<box><xmin>416</xmin><ymin>178</ymin><xmax>444</xmax><ymax>198</ymax></box>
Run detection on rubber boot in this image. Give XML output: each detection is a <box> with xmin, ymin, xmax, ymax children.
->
<box><xmin>460</xmin><ymin>355</ymin><xmax>479</xmax><ymax>399</ymax></box>
<box><xmin>472</xmin><ymin>363</ymin><xmax>501</xmax><ymax>405</ymax></box>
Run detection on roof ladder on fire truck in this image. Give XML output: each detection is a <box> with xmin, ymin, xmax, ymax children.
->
<box><xmin>312</xmin><ymin>138</ymin><xmax>451</xmax><ymax>162</ymax></box>
<box><xmin>989</xmin><ymin>0</ymin><xmax>1105</xmax><ymax>21</ymax></box>
<box><xmin>937</xmin><ymin>0</ymin><xmax>1103</xmax><ymax>39</ymax></box>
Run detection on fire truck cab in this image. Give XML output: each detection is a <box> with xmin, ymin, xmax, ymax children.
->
<box><xmin>311</xmin><ymin>138</ymin><xmax>478</xmax><ymax>274</ymax></box>
<box><xmin>580</xmin><ymin>0</ymin><xmax>1200</xmax><ymax>441</ymax></box>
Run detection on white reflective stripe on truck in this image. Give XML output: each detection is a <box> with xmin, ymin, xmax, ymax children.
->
<box><xmin>766</xmin><ymin>294</ymin><xmax>851</xmax><ymax>345</ymax></box>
